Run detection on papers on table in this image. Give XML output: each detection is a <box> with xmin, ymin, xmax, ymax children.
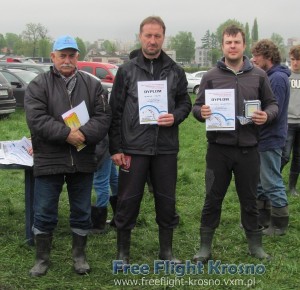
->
<box><xmin>0</xmin><ymin>137</ymin><xmax>33</xmax><ymax>166</ymax></box>
<box><xmin>138</xmin><ymin>80</ymin><xmax>168</xmax><ymax>124</ymax></box>
<box><xmin>205</xmin><ymin>89</ymin><xmax>235</xmax><ymax>131</ymax></box>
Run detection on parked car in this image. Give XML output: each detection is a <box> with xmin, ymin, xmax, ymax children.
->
<box><xmin>185</xmin><ymin>73</ymin><xmax>201</xmax><ymax>94</ymax></box>
<box><xmin>0</xmin><ymin>68</ymin><xmax>38</xmax><ymax>108</ymax></box>
<box><xmin>191</xmin><ymin>70</ymin><xmax>207</xmax><ymax>78</ymax></box>
<box><xmin>0</xmin><ymin>62</ymin><xmax>51</xmax><ymax>74</ymax></box>
<box><xmin>77</xmin><ymin>61</ymin><xmax>118</xmax><ymax>84</ymax></box>
<box><xmin>0</xmin><ymin>71</ymin><xmax>16</xmax><ymax>118</ymax></box>
<box><xmin>79</xmin><ymin>70</ymin><xmax>112</xmax><ymax>97</ymax></box>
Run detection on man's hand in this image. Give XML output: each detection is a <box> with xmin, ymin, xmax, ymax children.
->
<box><xmin>200</xmin><ymin>105</ymin><xmax>212</xmax><ymax>119</ymax></box>
<box><xmin>157</xmin><ymin>113</ymin><xmax>174</xmax><ymax>127</ymax></box>
<box><xmin>66</xmin><ymin>127</ymin><xmax>85</xmax><ymax>147</ymax></box>
<box><xmin>111</xmin><ymin>153</ymin><xmax>126</xmax><ymax>166</ymax></box>
<box><xmin>252</xmin><ymin>110</ymin><xmax>268</xmax><ymax>125</ymax></box>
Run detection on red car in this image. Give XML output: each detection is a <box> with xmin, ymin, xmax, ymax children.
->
<box><xmin>77</xmin><ymin>61</ymin><xmax>118</xmax><ymax>84</ymax></box>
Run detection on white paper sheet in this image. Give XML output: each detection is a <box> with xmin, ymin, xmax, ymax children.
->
<box><xmin>205</xmin><ymin>89</ymin><xmax>235</xmax><ymax>131</ymax></box>
<box><xmin>0</xmin><ymin>137</ymin><xmax>33</xmax><ymax>166</ymax></box>
<box><xmin>138</xmin><ymin>80</ymin><xmax>168</xmax><ymax>124</ymax></box>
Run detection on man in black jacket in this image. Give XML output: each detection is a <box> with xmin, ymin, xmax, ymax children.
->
<box><xmin>25</xmin><ymin>35</ymin><xmax>111</xmax><ymax>276</ymax></box>
<box><xmin>192</xmin><ymin>25</ymin><xmax>278</xmax><ymax>262</ymax></box>
<box><xmin>109</xmin><ymin>16</ymin><xmax>191</xmax><ymax>264</ymax></box>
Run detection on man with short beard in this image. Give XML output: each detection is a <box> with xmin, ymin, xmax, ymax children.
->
<box><xmin>24</xmin><ymin>35</ymin><xmax>111</xmax><ymax>276</ymax></box>
<box><xmin>109</xmin><ymin>16</ymin><xmax>191</xmax><ymax>264</ymax></box>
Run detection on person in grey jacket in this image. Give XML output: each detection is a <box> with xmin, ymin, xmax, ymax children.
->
<box><xmin>192</xmin><ymin>25</ymin><xmax>278</xmax><ymax>262</ymax></box>
<box><xmin>109</xmin><ymin>16</ymin><xmax>191</xmax><ymax>264</ymax></box>
<box><xmin>281</xmin><ymin>45</ymin><xmax>300</xmax><ymax>195</ymax></box>
<box><xmin>24</xmin><ymin>35</ymin><xmax>111</xmax><ymax>276</ymax></box>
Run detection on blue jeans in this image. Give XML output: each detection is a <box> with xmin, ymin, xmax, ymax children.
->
<box><xmin>33</xmin><ymin>172</ymin><xmax>93</xmax><ymax>234</ymax></box>
<box><xmin>93</xmin><ymin>156</ymin><xmax>118</xmax><ymax>207</ymax></box>
<box><xmin>281</xmin><ymin>123</ymin><xmax>300</xmax><ymax>173</ymax></box>
<box><xmin>257</xmin><ymin>149</ymin><xmax>288</xmax><ymax>207</ymax></box>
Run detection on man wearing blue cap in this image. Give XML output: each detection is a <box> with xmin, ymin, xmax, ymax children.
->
<box><xmin>24</xmin><ymin>35</ymin><xmax>111</xmax><ymax>276</ymax></box>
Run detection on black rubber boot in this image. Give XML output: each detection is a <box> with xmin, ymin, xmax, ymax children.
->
<box><xmin>158</xmin><ymin>228</ymin><xmax>181</xmax><ymax>264</ymax></box>
<box><xmin>90</xmin><ymin>205</ymin><xmax>108</xmax><ymax>234</ymax></box>
<box><xmin>193</xmin><ymin>227</ymin><xmax>215</xmax><ymax>263</ymax></box>
<box><xmin>109</xmin><ymin>196</ymin><xmax>118</xmax><ymax>227</ymax></box>
<box><xmin>29</xmin><ymin>233</ymin><xmax>52</xmax><ymax>277</ymax></box>
<box><xmin>289</xmin><ymin>172</ymin><xmax>299</xmax><ymax>196</ymax></box>
<box><xmin>117</xmin><ymin>230</ymin><xmax>131</xmax><ymax>264</ymax></box>
<box><xmin>257</xmin><ymin>199</ymin><xmax>271</xmax><ymax>228</ymax></box>
<box><xmin>245</xmin><ymin>228</ymin><xmax>270</xmax><ymax>260</ymax></box>
<box><xmin>263</xmin><ymin>206</ymin><xmax>289</xmax><ymax>236</ymax></box>
<box><xmin>72</xmin><ymin>233</ymin><xmax>90</xmax><ymax>274</ymax></box>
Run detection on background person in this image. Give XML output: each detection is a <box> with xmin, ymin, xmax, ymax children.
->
<box><xmin>109</xmin><ymin>16</ymin><xmax>191</xmax><ymax>264</ymax></box>
<box><xmin>24</xmin><ymin>35</ymin><xmax>111</xmax><ymax>276</ymax></box>
<box><xmin>281</xmin><ymin>45</ymin><xmax>300</xmax><ymax>196</ymax></box>
<box><xmin>91</xmin><ymin>135</ymin><xmax>119</xmax><ymax>233</ymax></box>
<box><xmin>251</xmin><ymin>39</ymin><xmax>290</xmax><ymax>236</ymax></box>
<box><xmin>192</xmin><ymin>25</ymin><xmax>278</xmax><ymax>262</ymax></box>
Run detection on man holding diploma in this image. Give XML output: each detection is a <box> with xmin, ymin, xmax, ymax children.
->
<box><xmin>192</xmin><ymin>25</ymin><xmax>278</xmax><ymax>262</ymax></box>
<box><xmin>109</xmin><ymin>16</ymin><xmax>191</xmax><ymax>264</ymax></box>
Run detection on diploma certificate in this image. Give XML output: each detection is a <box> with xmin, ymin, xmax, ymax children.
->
<box><xmin>205</xmin><ymin>89</ymin><xmax>235</xmax><ymax>131</ymax></box>
<box><xmin>138</xmin><ymin>80</ymin><xmax>168</xmax><ymax>124</ymax></box>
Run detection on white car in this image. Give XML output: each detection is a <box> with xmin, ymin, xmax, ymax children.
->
<box><xmin>185</xmin><ymin>73</ymin><xmax>201</xmax><ymax>95</ymax></box>
<box><xmin>191</xmin><ymin>70</ymin><xmax>207</xmax><ymax>78</ymax></box>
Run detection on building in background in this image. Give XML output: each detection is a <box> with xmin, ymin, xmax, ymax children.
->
<box><xmin>194</xmin><ymin>47</ymin><xmax>212</xmax><ymax>68</ymax></box>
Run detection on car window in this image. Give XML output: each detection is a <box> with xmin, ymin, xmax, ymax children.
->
<box><xmin>79</xmin><ymin>66</ymin><xmax>93</xmax><ymax>74</ymax></box>
<box><xmin>109</xmin><ymin>67</ymin><xmax>118</xmax><ymax>77</ymax></box>
<box><xmin>1</xmin><ymin>71</ymin><xmax>19</xmax><ymax>83</ymax></box>
<box><xmin>9</xmin><ymin>70</ymin><xmax>38</xmax><ymax>84</ymax></box>
<box><xmin>40</xmin><ymin>65</ymin><xmax>51</xmax><ymax>72</ymax></box>
<box><xmin>194</xmin><ymin>72</ymin><xmax>203</xmax><ymax>78</ymax></box>
<box><xmin>25</xmin><ymin>67</ymin><xmax>42</xmax><ymax>74</ymax></box>
<box><xmin>95</xmin><ymin>68</ymin><xmax>108</xmax><ymax>79</ymax></box>
<box><xmin>0</xmin><ymin>72</ymin><xmax>10</xmax><ymax>85</ymax></box>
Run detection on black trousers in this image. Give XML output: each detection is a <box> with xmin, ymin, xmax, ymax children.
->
<box><xmin>115</xmin><ymin>154</ymin><xmax>179</xmax><ymax>230</ymax></box>
<box><xmin>201</xmin><ymin>144</ymin><xmax>260</xmax><ymax>231</ymax></box>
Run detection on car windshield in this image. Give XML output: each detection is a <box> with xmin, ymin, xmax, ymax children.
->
<box><xmin>10</xmin><ymin>70</ymin><xmax>38</xmax><ymax>84</ymax></box>
<box><xmin>109</xmin><ymin>67</ymin><xmax>118</xmax><ymax>77</ymax></box>
<box><xmin>0</xmin><ymin>72</ymin><xmax>10</xmax><ymax>85</ymax></box>
<box><xmin>39</xmin><ymin>65</ymin><xmax>51</xmax><ymax>72</ymax></box>
<box><xmin>186</xmin><ymin>72</ymin><xmax>200</xmax><ymax>80</ymax></box>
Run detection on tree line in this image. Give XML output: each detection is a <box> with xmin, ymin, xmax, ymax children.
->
<box><xmin>0</xmin><ymin>19</ymin><xmax>287</xmax><ymax>64</ymax></box>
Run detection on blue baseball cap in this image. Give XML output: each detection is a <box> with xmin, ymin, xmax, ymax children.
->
<box><xmin>53</xmin><ymin>35</ymin><xmax>80</xmax><ymax>52</ymax></box>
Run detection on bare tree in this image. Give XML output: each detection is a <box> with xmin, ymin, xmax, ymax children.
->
<box><xmin>22</xmin><ymin>23</ymin><xmax>48</xmax><ymax>57</ymax></box>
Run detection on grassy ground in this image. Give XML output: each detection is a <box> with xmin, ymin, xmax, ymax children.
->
<box><xmin>0</xmin><ymin>106</ymin><xmax>299</xmax><ymax>290</ymax></box>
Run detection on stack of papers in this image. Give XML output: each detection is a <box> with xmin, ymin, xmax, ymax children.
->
<box><xmin>0</xmin><ymin>137</ymin><xmax>33</xmax><ymax>166</ymax></box>
<box><xmin>62</xmin><ymin>101</ymin><xmax>89</xmax><ymax>151</ymax></box>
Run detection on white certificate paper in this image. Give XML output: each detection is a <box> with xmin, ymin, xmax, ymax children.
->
<box><xmin>0</xmin><ymin>137</ymin><xmax>33</xmax><ymax>166</ymax></box>
<box><xmin>205</xmin><ymin>89</ymin><xmax>235</xmax><ymax>131</ymax></box>
<box><xmin>138</xmin><ymin>80</ymin><xmax>168</xmax><ymax>124</ymax></box>
<box><xmin>61</xmin><ymin>101</ymin><xmax>90</xmax><ymax>126</ymax></box>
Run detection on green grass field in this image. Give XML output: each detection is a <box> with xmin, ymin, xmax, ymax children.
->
<box><xmin>0</xmin><ymin>105</ymin><xmax>299</xmax><ymax>290</ymax></box>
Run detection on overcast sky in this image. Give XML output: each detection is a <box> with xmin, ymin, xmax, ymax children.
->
<box><xmin>1</xmin><ymin>0</ymin><xmax>298</xmax><ymax>46</ymax></box>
